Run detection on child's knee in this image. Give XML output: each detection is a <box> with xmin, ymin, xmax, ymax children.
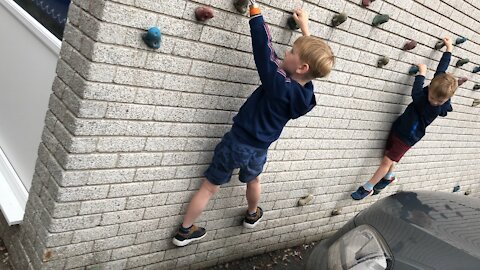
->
<box><xmin>381</xmin><ymin>156</ymin><xmax>394</xmax><ymax>166</ymax></box>
<box><xmin>202</xmin><ymin>179</ymin><xmax>220</xmax><ymax>195</ymax></box>
<box><xmin>248</xmin><ymin>176</ymin><xmax>261</xmax><ymax>185</ymax></box>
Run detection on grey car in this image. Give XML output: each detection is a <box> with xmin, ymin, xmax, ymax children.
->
<box><xmin>305</xmin><ymin>191</ymin><xmax>480</xmax><ymax>270</ymax></box>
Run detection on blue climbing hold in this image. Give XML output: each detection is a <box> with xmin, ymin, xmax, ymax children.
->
<box><xmin>473</xmin><ymin>66</ymin><xmax>480</xmax><ymax>73</ymax></box>
<box><xmin>455</xmin><ymin>36</ymin><xmax>467</xmax><ymax>45</ymax></box>
<box><xmin>408</xmin><ymin>65</ymin><xmax>419</xmax><ymax>75</ymax></box>
<box><xmin>142</xmin><ymin>27</ymin><xmax>162</xmax><ymax>49</ymax></box>
<box><xmin>453</xmin><ymin>185</ymin><xmax>460</xmax><ymax>192</ymax></box>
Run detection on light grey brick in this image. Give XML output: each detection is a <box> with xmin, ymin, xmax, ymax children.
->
<box><xmin>125</xmin><ymin>193</ymin><xmax>168</xmax><ymax>209</ymax></box>
<box><xmin>107</xmin><ymin>182</ymin><xmax>153</xmax><ymax>198</ymax></box>
<box><xmin>100</xmin><ymin>209</ymin><xmax>145</xmax><ymax>225</ymax></box>
<box><xmin>93</xmin><ymin>235</ymin><xmax>136</xmax><ymax>252</ymax></box>
<box><xmin>143</xmin><ymin>204</ymin><xmax>183</xmax><ymax>219</ymax></box>
<box><xmin>117</xmin><ymin>153</ymin><xmax>164</xmax><ymax>167</ymax></box>
<box><xmin>117</xmin><ymin>219</ymin><xmax>159</xmax><ymax>236</ymax></box>
<box><xmin>49</xmin><ymin>215</ymin><xmax>102</xmax><ymax>233</ymax></box>
<box><xmin>111</xmin><ymin>243</ymin><xmax>151</xmax><ymax>260</ymax></box>
<box><xmin>72</xmin><ymin>225</ymin><xmax>119</xmax><ymax>243</ymax></box>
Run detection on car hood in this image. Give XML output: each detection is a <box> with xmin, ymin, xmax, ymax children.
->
<box><xmin>355</xmin><ymin>191</ymin><xmax>480</xmax><ymax>270</ymax></box>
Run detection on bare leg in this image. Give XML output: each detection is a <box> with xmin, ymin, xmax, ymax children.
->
<box><xmin>182</xmin><ymin>179</ymin><xmax>219</xmax><ymax>228</ymax></box>
<box><xmin>367</xmin><ymin>156</ymin><xmax>394</xmax><ymax>186</ymax></box>
<box><xmin>246</xmin><ymin>176</ymin><xmax>261</xmax><ymax>213</ymax></box>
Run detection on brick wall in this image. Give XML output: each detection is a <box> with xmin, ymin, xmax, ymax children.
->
<box><xmin>1</xmin><ymin>0</ymin><xmax>480</xmax><ymax>269</ymax></box>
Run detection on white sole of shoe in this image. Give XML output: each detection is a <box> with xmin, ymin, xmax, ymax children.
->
<box><xmin>243</xmin><ymin>215</ymin><xmax>263</xmax><ymax>229</ymax></box>
<box><xmin>172</xmin><ymin>232</ymin><xmax>207</xmax><ymax>247</ymax></box>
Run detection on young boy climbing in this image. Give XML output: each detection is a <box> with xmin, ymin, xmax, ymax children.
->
<box><xmin>172</xmin><ymin>4</ymin><xmax>335</xmax><ymax>246</ymax></box>
<box><xmin>351</xmin><ymin>37</ymin><xmax>457</xmax><ymax>200</ymax></box>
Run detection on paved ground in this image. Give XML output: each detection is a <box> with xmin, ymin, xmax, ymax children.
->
<box><xmin>206</xmin><ymin>242</ymin><xmax>317</xmax><ymax>270</ymax></box>
<box><xmin>0</xmin><ymin>239</ymin><xmax>12</xmax><ymax>270</ymax></box>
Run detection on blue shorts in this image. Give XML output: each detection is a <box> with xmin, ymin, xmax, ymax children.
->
<box><xmin>204</xmin><ymin>132</ymin><xmax>268</xmax><ymax>185</ymax></box>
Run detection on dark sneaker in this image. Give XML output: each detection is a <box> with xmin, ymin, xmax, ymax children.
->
<box><xmin>351</xmin><ymin>186</ymin><xmax>373</xmax><ymax>200</ymax></box>
<box><xmin>243</xmin><ymin>207</ymin><xmax>263</xmax><ymax>229</ymax></box>
<box><xmin>172</xmin><ymin>225</ymin><xmax>207</xmax><ymax>247</ymax></box>
<box><xmin>373</xmin><ymin>177</ymin><xmax>398</xmax><ymax>195</ymax></box>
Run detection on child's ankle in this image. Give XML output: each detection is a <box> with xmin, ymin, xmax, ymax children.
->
<box><xmin>384</xmin><ymin>172</ymin><xmax>394</xmax><ymax>180</ymax></box>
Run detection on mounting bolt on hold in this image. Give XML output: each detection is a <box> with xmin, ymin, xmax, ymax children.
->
<box><xmin>456</xmin><ymin>58</ymin><xmax>469</xmax><ymax>67</ymax></box>
<box><xmin>377</xmin><ymin>56</ymin><xmax>389</xmax><ymax>68</ymax></box>
<box><xmin>331</xmin><ymin>209</ymin><xmax>342</xmax><ymax>216</ymax></box>
<box><xmin>298</xmin><ymin>194</ymin><xmax>314</xmax><ymax>206</ymax></box>
<box><xmin>332</xmin><ymin>12</ymin><xmax>348</xmax><ymax>27</ymax></box>
<box><xmin>195</xmin><ymin>6</ymin><xmax>214</xmax><ymax>22</ymax></box>
<box><xmin>372</xmin><ymin>14</ymin><xmax>389</xmax><ymax>26</ymax></box>
<box><xmin>142</xmin><ymin>27</ymin><xmax>161</xmax><ymax>49</ymax></box>
<box><xmin>403</xmin><ymin>40</ymin><xmax>417</xmax><ymax>51</ymax></box>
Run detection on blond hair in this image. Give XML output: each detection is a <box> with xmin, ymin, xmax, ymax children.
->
<box><xmin>293</xmin><ymin>36</ymin><xmax>335</xmax><ymax>78</ymax></box>
<box><xmin>429</xmin><ymin>73</ymin><xmax>458</xmax><ymax>100</ymax></box>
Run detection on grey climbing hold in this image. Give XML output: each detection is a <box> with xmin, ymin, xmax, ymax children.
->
<box><xmin>409</xmin><ymin>65</ymin><xmax>419</xmax><ymax>75</ymax></box>
<box><xmin>465</xmin><ymin>190</ymin><xmax>471</xmax><ymax>196</ymax></box>
<box><xmin>332</xmin><ymin>12</ymin><xmax>348</xmax><ymax>27</ymax></box>
<box><xmin>474</xmin><ymin>84</ymin><xmax>480</xmax><ymax>90</ymax></box>
<box><xmin>142</xmin><ymin>27</ymin><xmax>161</xmax><ymax>49</ymax></box>
<box><xmin>456</xmin><ymin>58</ymin><xmax>469</xmax><ymax>67</ymax></box>
<box><xmin>234</xmin><ymin>0</ymin><xmax>249</xmax><ymax>14</ymax></box>
<box><xmin>331</xmin><ymin>209</ymin><xmax>342</xmax><ymax>216</ymax></box>
<box><xmin>455</xmin><ymin>36</ymin><xmax>467</xmax><ymax>45</ymax></box>
<box><xmin>473</xmin><ymin>99</ymin><xmax>480</xmax><ymax>107</ymax></box>
<box><xmin>298</xmin><ymin>194</ymin><xmax>314</xmax><ymax>206</ymax></box>
<box><xmin>453</xmin><ymin>185</ymin><xmax>460</xmax><ymax>192</ymax></box>
<box><xmin>473</xmin><ymin>66</ymin><xmax>480</xmax><ymax>73</ymax></box>
<box><xmin>403</xmin><ymin>40</ymin><xmax>417</xmax><ymax>51</ymax></box>
<box><xmin>372</xmin><ymin>14</ymin><xmax>390</xmax><ymax>26</ymax></box>
<box><xmin>458</xmin><ymin>77</ymin><xmax>468</xmax><ymax>86</ymax></box>
<box><xmin>377</xmin><ymin>56</ymin><xmax>389</xmax><ymax>68</ymax></box>
<box><xmin>287</xmin><ymin>16</ymin><xmax>300</xmax><ymax>30</ymax></box>
<box><xmin>434</xmin><ymin>40</ymin><xmax>445</xmax><ymax>50</ymax></box>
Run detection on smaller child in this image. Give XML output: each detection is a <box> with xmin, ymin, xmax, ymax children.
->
<box><xmin>351</xmin><ymin>37</ymin><xmax>457</xmax><ymax>200</ymax></box>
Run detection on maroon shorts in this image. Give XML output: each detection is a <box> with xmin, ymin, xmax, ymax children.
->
<box><xmin>384</xmin><ymin>133</ymin><xmax>411</xmax><ymax>162</ymax></box>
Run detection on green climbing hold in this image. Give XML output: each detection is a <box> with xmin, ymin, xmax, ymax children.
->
<box><xmin>456</xmin><ymin>58</ymin><xmax>469</xmax><ymax>67</ymax></box>
<box><xmin>234</xmin><ymin>0</ymin><xmax>249</xmax><ymax>14</ymax></box>
<box><xmin>332</xmin><ymin>12</ymin><xmax>348</xmax><ymax>27</ymax></box>
<box><xmin>473</xmin><ymin>84</ymin><xmax>480</xmax><ymax>90</ymax></box>
<box><xmin>455</xmin><ymin>36</ymin><xmax>467</xmax><ymax>45</ymax></box>
<box><xmin>372</xmin><ymin>14</ymin><xmax>389</xmax><ymax>26</ymax></box>
<box><xmin>287</xmin><ymin>16</ymin><xmax>300</xmax><ymax>30</ymax></box>
<box><xmin>377</xmin><ymin>56</ymin><xmax>389</xmax><ymax>68</ymax></box>
<box><xmin>409</xmin><ymin>65</ymin><xmax>419</xmax><ymax>75</ymax></box>
<box><xmin>434</xmin><ymin>40</ymin><xmax>445</xmax><ymax>50</ymax></box>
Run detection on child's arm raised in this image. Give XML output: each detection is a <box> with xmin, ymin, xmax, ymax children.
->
<box><xmin>411</xmin><ymin>64</ymin><xmax>426</xmax><ymax>102</ymax></box>
<box><xmin>248</xmin><ymin>3</ymin><xmax>287</xmax><ymax>87</ymax></box>
<box><xmin>293</xmin><ymin>9</ymin><xmax>310</xmax><ymax>36</ymax></box>
<box><xmin>434</xmin><ymin>37</ymin><xmax>453</xmax><ymax>77</ymax></box>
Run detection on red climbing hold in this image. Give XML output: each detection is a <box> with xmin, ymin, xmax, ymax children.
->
<box><xmin>403</xmin><ymin>40</ymin><xmax>417</xmax><ymax>51</ymax></box>
<box><xmin>458</xmin><ymin>77</ymin><xmax>468</xmax><ymax>86</ymax></box>
<box><xmin>195</xmin><ymin>6</ymin><xmax>214</xmax><ymax>22</ymax></box>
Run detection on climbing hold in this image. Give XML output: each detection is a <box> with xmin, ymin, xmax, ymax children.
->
<box><xmin>434</xmin><ymin>40</ymin><xmax>445</xmax><ymax>50</ymax></box>
<box><xmin>455</xmin><ymin>36</ymin><xmax>467</xmax><ymax>45</ymax></box>
<box><xmin>456</xmin><ymin>58</ymin><xmax>469</xmax><ymax>67</ymax></box>
<box><xmin>298</xmin><ymin>194</ymin><xmax>314</xmax><ymax>206</ymax></box>
<box><xmin>453</xmin><ymin>185</ymin><xmax>460</xmax><ymax>192</ymax></box>
<box><xmin>287</xmin><ymin>16</ymin><xmax>300</xmax><ymax>30</ymax></box>
<box><xmin>474</xmin><ymin>84</ymin><xmax>480</xmax><ymax>90</ymax></box>
<box><xmin>458</xmin><ymin>77</ymin><xmax>468</xmax><ymax>86</ymax></box>
<box><xmin>465</xmin><ymin>190</ymin><xmax>471</xmax><ymax>196</ymax></box>
<box><xmin>377</xmin><ymin>56</ymin><xmax>389</xmax><ymax>68</ymax></box>
<box><xmin>332</xmin><ymin>12</ymin><xmax>348</xmax><ymax>27</ymax></box>
<box><xmin>372</xmin><ymin>14</ymin><xmax>390</xmax><ymax>26</ymax></box>
<box><xmin>331</xmin><ymin>209</ymin><xmax>342</xmax><ymax>216</ymax></box>
<box><xmin>408</xmin><ymin>65</ymin><xmax>419</xmax><ymax>75</ymax></box>
<box><xmin>403</xmin><ymin>40</ymin><xmax>417</xmax><ymax>51</ymax></box>
<box><xmin>234</xmin><ymin>0</ymin><xmax>249</xmax><ymax>14</ymax></box>
<box><xmin>195</xmin><ymin>6</ymin><xmax>214</xmax><ymax>22</ymax></box>
<box><xmin>142</xmin><ymin>27</ymin><xmax>161</xmax><ymax>49</ymax></box>
<box><xmin>473</xmin><ymin>66</ymin><xmax>480</xmax><ymax>73</ymax></box>
<box><xmin>473</xmin><ymin>99</ymin><xmax>480</xmax><ymax>107</ymax></box>
<box><xmin>362</xmin><ymin>0</ymin><xmax>376</xmax><ymax>7</ymax></box>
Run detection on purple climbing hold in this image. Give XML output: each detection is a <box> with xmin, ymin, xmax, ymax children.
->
<box><xmin>195</xmin><ymin>6</ymin><xmax>214</xmax><ymax>22</ymax></box>
<box><xmin>458</xmin><ymin>77</ymin><xmax>468</xmax><ymax>86</ymax></box>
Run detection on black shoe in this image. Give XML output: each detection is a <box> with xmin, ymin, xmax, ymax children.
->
<box><xmin>373</xmin><ymin>177</ymin><xmax>397</xmax><ymax>195</ymax></box>
<box><xmin>243</xmin><ymin>207</ymin><xmax>263</xmax><ymax>229</ymax></box>
<box><xmin>172</xmin><ymin>225</ymin><xmax>207</xmax><ymax>247</ymax></box>
<box><xmin>351</xmin><ymin>186</ymin><xmax>373</xmax><ymax>200</ymax></box>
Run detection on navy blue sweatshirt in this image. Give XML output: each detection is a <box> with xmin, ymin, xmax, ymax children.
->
<box><xmin>392</xmin><ymin>52</ymin><xmax>453</xmax><ymax>146</ymax></box>
<box><xmin>231</xmin><ymin>15</ymin><xmax>317</xmax><ymax>149</ymax></box>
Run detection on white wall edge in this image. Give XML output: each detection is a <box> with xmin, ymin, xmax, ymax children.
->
<box><xmin>0</xmin><ymin>0</ymin><xmax>61</xmax><ymax>55</ymax></box>
<box><xmin>0</xmin><ymin>147</ymin><xmax>28</xmax><ymax>225</ymax></box>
